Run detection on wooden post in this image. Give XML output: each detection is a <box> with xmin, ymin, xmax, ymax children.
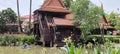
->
<box><xmin>50</xmin><ymin>41</ymin><xmax>52</xmax><ymax>47</ymax></box>
<box><xmin>52</xmin><ymin>18</ymin><xmax>57</xmax><ymax>43</ymax></box>
<box><xmin>38</xmin><ymin>14</ymin><xmax>43</xmax><ymax>37</ymax></box>
<box><xmin>100</xmin><ymin>24</ymin><xmax>105</xmax><ymax>44</ymax></box>
<box><xmin>43</xmin><ymin>41</ymin><xmax>45</xmax><ymax>47</ymax></box>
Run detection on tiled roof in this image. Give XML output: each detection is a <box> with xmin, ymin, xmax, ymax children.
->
<box><xmin>53</xmin><ymin>18</ymin><xmax>74</xmax><ymax>26</ymax></box>
<box><xmin>99</xmin><ymin>22</ymin><xmax>114</xmax><ymax>29</ymax></box>
<box><xmin>65</xmin><ymin>13</ymin><xmax>74</xmax><ymax>19</ymax></box>
<box><xmin>102</xmin><ymin>15</ymin><xmax>108</xmax><ymax>24</ymax></box>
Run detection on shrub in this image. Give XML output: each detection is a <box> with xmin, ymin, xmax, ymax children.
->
<box><xmin>85</xmin><ymin>35</ymin><xmax>120</xmax><ymax>45</ymax></box>
<box><xmin>17</xmin><ymin>35</ymin><xmax>35</xmax><ymax>45</ymax></box>
<box><xmin>67</xmin><ymin>43</ymin><xmax>120</xmax><ymax>54</ymax></box>
<box><xmin>0</xmin><ymin>35</ymin><xmax>35</xmax><ymax>46</ymax></box>
<box><xmin>0</xmin><ymin>35</ymin><xmax>17</xmax><ymax>46</ymax></box>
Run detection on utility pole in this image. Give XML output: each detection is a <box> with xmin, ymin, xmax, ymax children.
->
<box><xmin>17</xmin><ymin>0</ymin><xmax>23</xmax><ymax>33</ymax></box>
<box><xmin>28</xmin><ymin>0</ymin><xmax>32</xmax><ymax>35</ymax></box>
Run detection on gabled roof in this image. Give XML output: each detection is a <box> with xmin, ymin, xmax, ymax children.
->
<box><xmin>102</xmin><ymin>15</ymin><xmax>108</xmax><ymax>25</ymax></box>
<box><xmin>35</xmin><ymin>0</ymin><xmax>70</xmax><ymax>13</ymax></box>
<box><xmin>100</xmin><ymin>15</ymin><xmax>114</xmax><ymax>29</ymax></box>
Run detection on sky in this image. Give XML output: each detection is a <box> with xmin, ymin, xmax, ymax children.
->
<box><xmin>0</xmin><ymin>0</ymin><xmax>120</xmax><ymax>16</ymax></box>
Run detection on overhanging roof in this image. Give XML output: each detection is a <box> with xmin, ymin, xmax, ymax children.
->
<box><xmin>53</xmin><ymin>18</ymin><xmax>74</xmax><ymax>26</ymax></box>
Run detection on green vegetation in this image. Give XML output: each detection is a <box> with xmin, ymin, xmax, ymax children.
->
<box><xmin>67</xmin><ymin>42</ymin><xmax>120</xmax><ymax>54</ymax></box>
<box><xmin>0</xmin><ymin>8</ymin><xmax>17</xmax><ymax>32</ymax></box>
<box><xmin>0</xmin><ymin>46</ymin><xmax>67</xmax><ymax>54</ymax></box>
<box><xmin>81</xmin><ymin>35</ymin><xmax>120</xmax><ymax>46</ymax></box>
<box><xmin>106</xmin><ymin>11</ymin><xmax>120</xmax><ymax>30</ymax></box>
<box><xmin>0</xmin><ymin>35</ymin><xmax>35</xmax><ymax>46</ymax></box>
<box><xmin>62</xmin><ymin>0</ymin><xmax>73</xmax><ymax>9</ymax></box>
<box><xmin>63</xmin><ymin>0</ymin><xmax>103</xmax><ymax>39</ymax></box>
<box><xmin>69</xmin><ymin>43</ymin><xmax>82</xmax><ymax>54</ymax></box>
<box><xmin>1</xmin><ymin>8</ymin><xmax>17</xmax><ymax>23</ymax></box>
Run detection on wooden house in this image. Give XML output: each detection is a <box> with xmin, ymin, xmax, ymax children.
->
<box><xmin>93</xmin><ymin>14</ymin><xmax>115</xmax><ymax>34</ymax></box>
<box><xmin>33</xmin><ymin>0</ymin><xmax>79</xmax><ymax>47</ymax></box>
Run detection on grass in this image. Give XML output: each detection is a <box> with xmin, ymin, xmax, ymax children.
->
<box><xmin>0</xmin><ymin>34</ymin><xmax>120</xmax><ymax>54</ymax></box>
<box><xmin>91</xmin><ymin>35</ymin><xmax>120</xmax><ymax>37</ymax></box>
<box><xmin>0</xmin><ymin>46</ymin><xmax>67</xmax><ymax>54</ymax></box>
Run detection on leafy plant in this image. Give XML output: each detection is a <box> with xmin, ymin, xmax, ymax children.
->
<box><xmin>0</xmin><ymin>35</ymin><xmax>35</xmax><ymax>46</ymax></box>
<box><xmin>68</xmin><ymin>43</ymin><xmax>82</xmax><ymax>54</ymax></box>
<box><xmin>94</xmin><ymin>48</ymin><xmax>101</xmax><ymax>54</ymax></box>
<box><xmin>75</xmin><ymin>46</ymin><xmax>82</xmax><ymax>54</ymax></box>
<box><xmin>70</xmin><ymin>43</ymin><xmax>75</xmax><ymax>54</ymax></box>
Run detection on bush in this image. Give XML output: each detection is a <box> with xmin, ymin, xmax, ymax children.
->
<box><xmin>67</xmin><ymin>43</ymin><xmax>120</xmax><ymax>54</ymax></box>
<box><xmin>0</xmin><ymin>35</ymin><xmax>17</xmax><ymax>46</ymax></box>
<box><xmin>86</xmin><ymin>35</ymin><xmax>120</xmax><ymax>45</ymax></box>
<box><xmin>17</xmin><ymin>35</ymin><xmax>35</xmax><ymax>45</ymax></box>
<box><xmin>0</xmin><ymin>35</ymin><xmax>35</xmax><ymax>46</ymax></box>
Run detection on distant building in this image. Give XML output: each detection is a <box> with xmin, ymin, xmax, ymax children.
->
<box><xmin>20</xmin><ymin>14</ymin><xmax>34</xmax><ymax>32</ymax></box>
<box><xmin>0</xmin><ymin>23</ymin><xmax>19</xmax><ymax>34</ymax></box>
<box><xmin>93</xmin><ymin>15</ymin><xmax>115</xmax><ymax>34</ymax></box>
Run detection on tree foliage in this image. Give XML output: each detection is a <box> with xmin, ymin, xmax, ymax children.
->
<box><xmin>68</xmin><ymin>0</ymin><xmax>102</xmax><ymax>38</ymax></box>
<box><xmin>0</xmin><ymin>8</ymin><xmax>17</xmax><ymax>32</ymax></box>
<box><xmin>1</xmin><ymin>8</ymin><xmax>17</xmax><ymax>23</ymax></box>
<box><xmin>62</xmin><ymin>0</ymin><xmax>73</xmax><ymax>9</ymax></box>
<box><xmin>0</xmin><ymin>11</ymin><xmax>6</xmax><ymax>32</ymax></box>
<box><xmin>106</xmin><ymin>12</ymin><xmax>120</xmax><ymax>30</ymax></box>
<box><xmin>106</xmin><ymin>12</ymin><xmax>118</xmax><ymax>26</ymax></box>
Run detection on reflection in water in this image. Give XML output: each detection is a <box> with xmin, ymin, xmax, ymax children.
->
<box><xmin>0</xmin><ymin>46</ymin><xmax>67</xmax><ymax>54</ymax></box>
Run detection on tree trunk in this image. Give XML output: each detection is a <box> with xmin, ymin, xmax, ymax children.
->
<box><xmin>28</xmin><ymin>0</ymin><xmax>32</xmax><ymax>35</ymax></box>
<box><xmin>17</xmin><ymin>0</ymin><xmax>23</xmax><ymax>33</ymax></box>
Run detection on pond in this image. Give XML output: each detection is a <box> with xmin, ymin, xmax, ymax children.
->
<box><xmin>0</xmin><ymin>46</ymin><xmax>67</xmax><ymax>54</ymax></box>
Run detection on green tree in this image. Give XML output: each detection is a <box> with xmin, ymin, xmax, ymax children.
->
<box><xmin>0</xmin><ymin>11</ymin><xmax>6</xmax><ymax>32</ymax></box>
<box><xmin>106</xmin><ymin>12</ymin><xmax>120</xmax><ymax>30</ymax></box>
<box><xmin>106</xmin><ymin>12</ymin><xmax>117</xmax><ymax>26</ymax></box>
<box><xmin>0</xmin><ymin>11</ymin><xmax>5</xmax><ymax>24</ymax></box>
<box><xmin>70</xmin><ymin>0</ymin><xmax>102</xmax><ymax>39</ymax></box>
<box><xmin>1</xmin><ymin>8</ymin><xmax>17</xmax><ymax>23</ymax></box>
<box><xmin>0</xmin><ymin>8</ymin><xmax>17</xmax><ymax>32</ymax></box>
<box><xmin>115</xmin><ymin>21</ymin><xmax>120</xmax><ymax>30</ymax></box>
<box><xmin>62</xmin><ymin>0</ymin><xmax>73</xmax><ymax>9</ymax></box>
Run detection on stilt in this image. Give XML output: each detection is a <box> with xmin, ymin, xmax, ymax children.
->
<box><xmin>43</xmin><ymin>41</ymin><xmax>45</xmax><ymax>47</ymax></box>
<box><xmin>50</xmin><ymin>41</ymin><xmax>52</xmax><ymax>47</ymax></box>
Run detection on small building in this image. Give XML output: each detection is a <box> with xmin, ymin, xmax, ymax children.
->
<box><xmin>93</xmin><ymin>14</ymin><xmax>115</xmax><ymax>34</ymax></box>
<box><xmin>0</xmin><ymin>23</ymin><xmax>19</xmax><ymax>34</ymax></box>
<box><xmin>20</xmin><ymin>15</ymin><xmax>34</xmax><ymax>32</ymax></box>
<box><xmin>33</xmin><ymin>0</ymin><xmax>79</xmax><ymax>46</ymax></box>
